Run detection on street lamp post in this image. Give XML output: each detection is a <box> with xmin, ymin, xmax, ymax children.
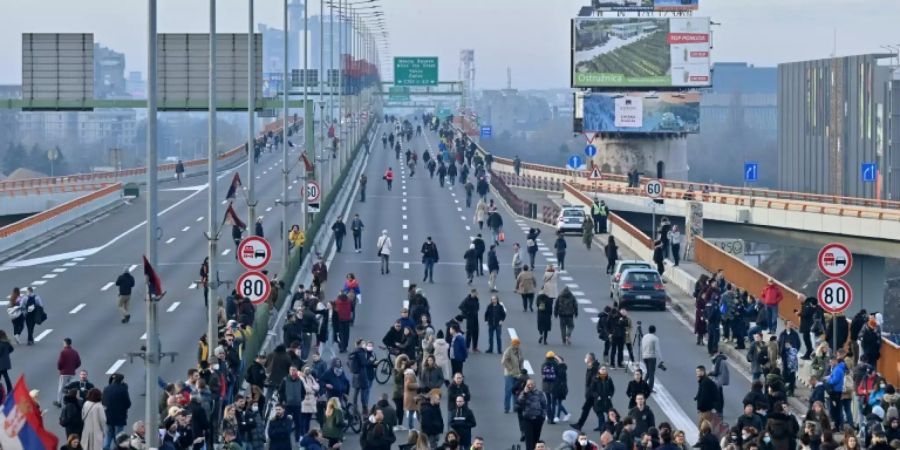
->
<box><xmin>145</xmin><ymin>1</ymin><xmax>160</xmax><ymax>447</ymax></box>
<box><xmin>281</xmin><ymin>0</ymin><xmax>290</xmax><ymax>270</ymax></box>
<box><xmin>206</xmin><ymin>0</ymin><xmax>219</xmax><ymax>366</ymax></box>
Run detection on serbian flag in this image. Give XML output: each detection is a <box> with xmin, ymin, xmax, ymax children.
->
<box><xmin>301</xmin><ymin>153</ymin><xmax>314</xmax><ymax>173</ymax></box>
<box><xmin>143</xmin><ymin>255</ymin><xmax>164</xmax><ymax>298</ymax></box>
<box><xmin>223</xmin><ymin>203</ymin><xmax>246</xmax><ymax>229</ymax></box>
<box><xmin>225</xmin><ymin>172</ymin><xmax>242</xmax><ymax>200</ymax></box>
<box><xmin>0</xmin><ymin>376</ymin><xmax>59</xmax><ymax>450</ymax></box>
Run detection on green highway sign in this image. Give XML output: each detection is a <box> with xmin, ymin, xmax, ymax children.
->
<box><xmin>394</xmin><ymin>57</ymin><xmax>438</xmax><ymax>86</ymax></box>
<box><xmin>389</xmin><ymin>86</ymin><xmax>411</xmax><ymax>102</ymax></box>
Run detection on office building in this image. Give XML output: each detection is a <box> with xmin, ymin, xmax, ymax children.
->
<box><xmin>94</xmin><ymin>43</ymin><xmax>127</xmax><ymax>98</ymax></box>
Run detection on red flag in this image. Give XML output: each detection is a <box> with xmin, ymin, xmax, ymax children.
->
<box><xmin>142</xmin><ymin>255</ymin><xmax>164</xmax><ymax>298</ymax></box>
<box><xmin>0</xmin><ymin>376</ymin><xmax>59</xmax><ymax>450</ymax></box>
<box><xmin>225</xmin><ymin>172</ymin><xmax>242</xmax><ymax>199</ymax></box>
<box><xmin>301</xmin><ymin>153</ymin><xmax>314</xmax><ymax>173</ymax></box>
<box><xmin>223</xmin><ymin>203</ymin><xmax>246</xmax><ymax>229</ymax></box>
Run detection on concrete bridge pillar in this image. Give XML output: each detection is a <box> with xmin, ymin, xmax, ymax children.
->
<box><xmin>590</xmin><ymin>137</ymin><xmax>689</xmax><ymax>181</ymax></box>
<box><xmin>841</xmin><ymin>254</ymin><xmax>888</xmax><ymax>329</ymax></box>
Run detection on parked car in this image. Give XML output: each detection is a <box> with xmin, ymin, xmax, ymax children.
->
<box><xmin>556</xmin><ymin>206</ymin><xmax>586</xmax><ymax>234</ymax></box>
<box><xmin>609</xmin><ymin>260</ymin><xmax>654</xmax><ymax>298</ymax></box>
<box><xmin>613</xmin><ymin>268</ymin><xmax>667</xmax><ymax>310</ymax></box>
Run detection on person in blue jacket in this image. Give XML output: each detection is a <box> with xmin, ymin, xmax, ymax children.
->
<box><xmin>320</xmin><ymin>357</ymin><xmax>351</xmax><ymax>401</ymax></box>
<box><xmin>449</xmin><ymin>325</ymin><xmax>468</xmax><ymax>376</ymax></box>
<box><xmin>826</xmin><ymin>356</ymin><xmax>848</xmax><ymax>430</ymax></box>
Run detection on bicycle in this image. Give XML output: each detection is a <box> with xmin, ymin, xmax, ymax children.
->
<box><xmin>340</xmin><ymin>395</ymin><xmax>362</xmax><ymax>434</ymax></box>
<box><xmin>374</xmin><ymin>346</ymin><xmax>398</xmax><ymax>385</ymax></box>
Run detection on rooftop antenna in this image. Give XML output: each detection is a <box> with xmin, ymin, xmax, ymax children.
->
<box><xmin>507</xmin><ymin>66</ymin><xmax>512</xmax><ymax>90</ymax></box>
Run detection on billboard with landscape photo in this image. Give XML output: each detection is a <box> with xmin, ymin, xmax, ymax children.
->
<box><xmin>571</xmin><ymin>17</ymin><xmax>711</xmax><ymax>88</ymax></box>
<box><xmin>577</xmin><ymin>91</ymin><xmax>700</xmax><ymax>134</ymax></box>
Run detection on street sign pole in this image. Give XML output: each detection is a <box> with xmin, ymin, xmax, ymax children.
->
<box><xmin>207</xmin><ymin>0</ymin><xmax>219</xmax><ymax>367</ymax></box>
<box><xmin>282</xmin><ymin>0</ymin><xmax>290</xmax><ymax>271</ymax></box>
<box><xmin>145</xmin><ymin>1</ymin><xmax>160</xmax><ymax>447</ymax></box>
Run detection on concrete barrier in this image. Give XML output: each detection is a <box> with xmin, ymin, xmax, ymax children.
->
<box><xmin>0</xmin><ymin>183</ymin><xmax>124</xmax><ymax>255</ymax></box>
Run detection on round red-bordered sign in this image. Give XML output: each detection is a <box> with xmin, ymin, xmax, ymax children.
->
<box><xmin>644</xmin><ymin>179</ymin><xmax>664</xmax><ymax>199</ymax></box>
<box><xmin>237</xmin><ymin>271</ymin><xmax>271</xmax><ymax>305</ymax></box>
<box><xmin>817</xmin><ymin>242</ymin><xmax>852</xmax><ymax>278</ymax></box>
<box><xmin>237</xmin><ymin>236</ymin><xmax>272</xmax><ymax>270</ymax></box>
<box><xmin>817</xmin><ymin>278</ymin><xmax>853</xmax><ymax>314</ymax></box>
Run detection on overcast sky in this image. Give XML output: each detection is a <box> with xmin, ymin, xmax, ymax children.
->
<box><xmin>1</xmin><ymin>0</ymin><xmax>899</xmax><ymax>89</ymax></box>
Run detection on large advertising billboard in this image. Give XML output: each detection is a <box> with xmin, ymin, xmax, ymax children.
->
<box><xmin>571</xmin><ymin>17</ymin><xmax>711</xmax><ymax>88</ymax></box>
<box><xmin>591</xmin><ymin>0</ymin><xmax>699</xmax><ymax>12</ymax></box>
<box><xmin>575</xmin><ymin>91</ymin><xmax>700</xmax><ymax>134</ymax></box>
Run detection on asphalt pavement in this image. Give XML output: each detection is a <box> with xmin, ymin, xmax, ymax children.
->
<box><xmin>319</xmin><ymin>125</ymin><xmax>752</xmax><ymax>450</ymax></box>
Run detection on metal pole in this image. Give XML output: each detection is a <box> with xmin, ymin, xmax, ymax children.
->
<box><xmin>651</xmin><ymin>202</ymin><xmax>656</xmax><ymax>242</ymax></box>
<box><xmin>337</xmin><ymin>0</ymin><xmax>344</xmax><ymax>168</ymax></box>
<box><xmin>145</xmin><ymin>0</ymin><xmax>160</xmax><ymax>447</ymax></box>
<box><xmin>247</xmin><ymin>0</ymin><xmax>257</xmax><ymax>230</ymax></box>
<box><xmin>301</xmin><ymin>0</ymin><xmax>308</xmax><ymax>230</ymax></box>
<box><xmin>329</xmin><ymin>1</ymin><xmax>337</xmax><ymax>187</ymax></box>
<box><xmin>207</xmin><ymin>0</ymin><xmax>219</xmax><ymax>366</ymax></box>
<box><xmin>318</xmin><ymin>0</ymin><xmax>326</xmax><ymax>199</ymax></box>
<box><xmin>282</xmin><ymin>0</ymin><xmax>290</xmax><ymax>269</ymax></box>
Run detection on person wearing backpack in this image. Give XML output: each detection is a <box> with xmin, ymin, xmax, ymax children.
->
<box><xmin>541</xmin><ymin>352</ymin><xmax>559</xmax><ymax>424</ymax></box>
<box><xmin>554</xmin><ymin>288</ymin><xmax>578</xmax><ymax>346</ymax></box>
<box><xmin>23</xmin><ymin>287</ymin><xmax>46</xmax><ymax>345</ymax></box>
<box><xmin>596</xmin><ymin>307</ymin><xmax>612</xmax><ymax>364</ymax></box>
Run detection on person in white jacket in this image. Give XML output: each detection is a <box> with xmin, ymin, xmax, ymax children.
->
<box><xmin>376</xmin><ymin>230</ymin><xmax>393</xmax><ymax>275</ymax></box>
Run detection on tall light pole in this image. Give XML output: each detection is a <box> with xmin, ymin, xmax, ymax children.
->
<box><xmin>301</xmin><ymin>0</ymin><xmax>309</xmax><ymax>231</ymax></box>
<box><xmin>247</xmin><ymin>0</ymin><xmax>258</xmax><ymax>229</ymax></box>
<box><xmin>145</xmin><ymin>0</ymin><xmax>161</xmax><ymax>447</ymax></box>
<box><xmin>329</xmin><ymin>0</ymin><xmax>337</xmax><ymax>189</ymax></box>
<box><xmin>281</xmin><ymin>0</ymin><xmax>290</xmax><ymax>268</ymax></box>
<box><xmin>318</xmin><ymin>0</ymin><xmax>326</xmax><ymax>201</ymax></box>
<box><xmin>206</xmin><ymin>0</ymin><xmax>219</xmax><ymax>365</ymax></box>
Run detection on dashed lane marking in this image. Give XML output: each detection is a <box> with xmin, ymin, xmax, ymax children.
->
<box><xmin>63</xmin><ymin>262</ymin><xmax>77</xmax><ymax>267</ymax></box>
<box><xmin>266</xmin><ymin>207</ymin><xmax>273</xmax><ymax>212</ymax></box>
<box><xmin>403</xmin><ymin>234</ymin><xmax>408</xmax><ymax>241</ymax></box>
<box><xmin>101</xmin><ymin>282</ymin><xmax>114</xmax><ymax>291</ymax></box>
<box><xmin>52</xmin><ymin>268</ymin><xmax>67</xmax><ymax>273</ymax></box>
<box><xmin>402</xmin><ymin>215</ymin><xmax>407</xmax><ymax>220</ymax></box>
<box><xmin>140</xmin><ymin>333</ymin><xmax>147</xmax><ymax>340</ymax></box>
<box><xmin>129</xmin><ymin>265</ymin><xmax>138</xmax><ymax>272</ymax></box>
<box><xmin>166</xmin><ymin>302</ymin><xmax>181</xmax><ymax>312</ymax></box>
<box><xmin>42</xmin><ymin>274</ymin><xmax>56</xmax><ymax>279</ymax></box>
<box><xmin>465</xmin><ymin>226</ymin><xmax>471</xmax><ymax>231</ymax></box>
<box><xmin>402</xmin><ymin>206</ymin><xmax>407</xmax><ymax>211</ymax></box>
<box><xmin>403</xmin><ymin>262</ymin><xmax>410</xmax><ymax>269</ymax></box>
<box><xmin>573</xmin><ymin>291</ymin><xmax>586</xmax><ymax>296</ymax></box>
<box><xmin>35</xmin><ymin>329</ymin><xmax>53</xmax><ymax>341</ymax></box>
<box><xmin>31</xmin><ymin>280</ymin><xmax>47</xmax><ymax>286</ymax></box>
<box><xmin>461</xmin><ymin>216</ymin><xmax>466</xmax><ymax>220</ymax></box>
<box><xmin>457</xmin><ymin>207</ymin><xmax>462</xmax><ymax>212</ymax></box>
<box><xmin>523</xmin><ymin>360</ymin><xmax>534</xmax><ymax>375</ymax></box>
<box><xmin>196</xmin><ymin>216</ymin><xmax>204</xmax><ymax>222</ymax></box>
<box><xmin>560</xmin><ymin>276</ymin><xmax>574</xmax><ymax>281</ymax></box>
<box><xmin>72</xmin><ymin>258</ymin><xmax>85</xmax><ymax>261</ymax></box>
<box><xmin>182</xmin><ymin>226</ymin><xmax>190</xmax><ymax>232</ymax></box>
<box><xmin>403</xmin><ymin>279</ymin><xmax>410</xmax><ymax>288</ymax></box>
<box><xmin>567</xmin><ymin>283</ymin><xmax>580</xmax><ymax>289</ymax></box>
<box><xmin>542</xmin><ymin>252</ymin><xmax>553</xmax><ymax>256</ymax></box>
<box><xmin>222</xmin><ymin>249</ymin><xmax>231</xmax><ymax>256</ymax></box>
<box><xmin>221</xmin><ymin>200</ymin><xmax>228</xmax><ymax>205</ymax></box>
<box><xmin>165</xmin><ymin>237</ymin><xmax>176</xmax><ymax>244</ymax></box>
<box><xmin>402</xmin><ymin>224</ymin><xmax>407</xmax><ymax>230</ymax></box>
<box><xmin>577</xmin><ymin>298</ymin><xmax>592</xmax><ymax>305</ymax></box>
<box><xmin>402</xmin><ymin>198</ymin><xmax>407</xmax><ymax>203</ymax></box>
<box><xmin>106</xmin><ymin>359</ymin><xmax>126</xmax><ymax>375</ymax></box>
<box><xmin>403</xmin><ymin>247</ymin><xmax>409</xmax><ymax>254</ymax></box>
<box><xmin>70</xmin><ymin>303</ymin><xmax>86</xmax><ymax>314</ymax></box>
<box><xmin>583</xmin><ymin>307</ymin><xmax>599</xmax><ymax>314</ymax></box>
<box><xmin>189</xmin><ymin>282</ymin><xmax>197</xmax><ymax>289</ymax></box>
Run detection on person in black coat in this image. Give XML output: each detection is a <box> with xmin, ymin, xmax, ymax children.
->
<box><xmin>448</xmin><ymin>396</ymin><xmax>477</xmax><ymax>449</ymax></box>
<box><xmin>694</xmin><ymin>366</ymin><xmax>719</xmax><ymax>420</ymax></box>
<box><xmin>483</xmin><ymin>295</ymin><xmax>506</xmax><ymax>354</ymax></box>
<box><xmin>420</xmin><ymin>394</ymin><xmax>445</xmax><ymax>448</ymax></box>
<box><xmin>59</xmin><ymin>389</ymin><xmax>83</xmax><ymax>438</ymax></box>
<box><xmin>102</xmin><ymin>374</ymin><xmax>132</xmax><ymax>442</ymax></box>
<box><xmin>536</xmin><ymin>294</ymin><xmax>553</xmax><ymax>345</ymax></box>
<box><xmin>458</xmin><ymin>290</ymin><xmax>481</xmax><ymax>352</ymax></box>
<box><xmin>331</xmin><ymin>218</ymin><xmax>347</xmax><ymax>253</ymax></box>
<box><xmin>798</xmin><ymin>296</ymin><xmax>821</xmax><ymax>359</ymax></box>
<box><xmin>472</xmin><ymin>235</ymin><xmax>486</xmax><ymax>276</ymax></box>
<box><xmin>0</xmin><ymin>331</ymin><xmax>13</xmax><ymax>393</ymax></box>
<box><xmin>463</xmin><ymin>245</ymin><xmax>478</xmax><ymax>284</ymax></box>
<box><xmin>267</xmin><ymin>404</ymin><xmax>293</xmax><ymax>450</ymax></box>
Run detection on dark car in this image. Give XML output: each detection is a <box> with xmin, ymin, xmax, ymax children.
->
<box><xmin>614</xmin><ymin>268</ymin><xmax>667</xmax><ymax>310</ymax></box>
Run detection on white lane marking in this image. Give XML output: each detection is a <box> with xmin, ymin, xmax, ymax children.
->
<box><xmin>573</xmin><ymin>291</ymin><xmax>586</xmax><ymax>296</ymax></box>
<box><xmin>222</xmin><ymin>249</ymin><xmax>231</xmax><ymax>256</ymax></box>
<box><xmin>0</xmin><ymin>301</ymin><xmax>7</xmax><ymax>306</ymax></box>
<box><xmin>129</xmin><ymin>264</ymin><xmax>138</xmax><ymax>272</ymax></box>
<box><xmin>403</xmin><ymin>279</ymin><xmax>410</xmax><ymax>288</ymax></box>
<box><xmin>560</xmin><ymin>276</ymin><xmax>574</xmax><ymax>281</ymax></box>
<box><xmin>266</xmin><ymin>207</ymin><xmax>273</xmax><ymax>212</ymax></box>
<box><xmin>650</xmin><ymin>381</ymin><xmax>700</xmax><ymax>444</ymax></box>
<box><xmin>101</xmin><ymin>282</ymin><xmax>115</xmax><ymax>291</ymax></box>
<box><xmin>461</xmin><ymin>216</ymin><xmax>466</xmax><ymax>220</ymax></box>
<box><xmin>402</xmin><ymin>215</ymin><xmax>407</xmax><ymax>220</ymax></box>
<box><xmin>577</xmin><ymin>298</ymin><xmax>592</xmax><ymax>305</ymax></box>
<box><xmin>403</xmin><ymin>247</ymin><xmax>409</xmax><ymax>254</ymax></box>
<box><xmin>508</xmin><ymin>328</ymin><xmax>519</xmax><ymax>340</ymax></box>
<box><xmin>542</xmin><ymin>252</ymin><xmax>553</xmax><ymax>256</ymax></box>
<box><xmin>402</xmin><ymin>198</ymin><xmax>407</xmax><ymax>203</ymax></box>
<box><xmin>69</xmin><ymin>303</ymin><xmax>86</xmax><ymax>314</ymax></box>
<box><xmin>221</xmin><ymin>200</ymin><xmax>228</xmax><ymax>205</ymax></box>
<box><xmin>402</xmin><ymin>206</ymin><xmax>407</xmax><ymax>211</ymax></box>
<box><xmin>403</xmin><ymin>262</ymin><xmax>410</xmax><ymax>269</ymax></box>
<box><xmin>457</xmin><ymin>207</ymin><xmax>462</xmax><ymax>212</ymax></box>
<box><xmin>189</xmin><ymin>282</ymin><xmax>197</xmax><ymax>289</ymax></box>
<box><xmin>31</xmin><ymin>280</ymin><xmax>47</xmax><ymax>286</ymax></box>
<box><xmin>465</xmin><ymin>225</ymin><xmax>471</xmax><ymax>231</ymax></box>
<box><xmin>547</xmin><ymin>257</ymin><xmax>558</xmax><ymax>262</ymax></box>
<box><xmin>591</xmin><ymin>317</ymin><xmax>600</xmax><ymax>323</ymax></box>
<box><xmin>106</xmin><ymin>359</ymin><xmax>127</xmax><ymax>375</ymax></box>
<box><xmin>584</xmin><ymin>307</ymin><xmax>599</xmax><ymax>314</ymax></box>
<box><xmin>165</xmin><ymin>237</ymin><xmax>176</xmax><ymax>244</ymax></box>
<box><xmin>197</xmin><ymin>216</ymin><xmax>204</xmax><ymax>222</ymax></box>
<box><xmin>42</xmin><ymin>274</ymin><xmax>57</xmax><ymax>279</ymax></box>
<box><xmin>63</xmin><ymin>262</ymin><xmax>77</xmax><ymax>267</ymax></box>
<box><xmin>454</xmin><ymin>199</ymin><xmax>459</xmax><ymax>204</ymax></box>
<box><xmin>403</xmin><ymin>191</ymin><xmax>407</xmax><ymax>197</ymax></box>
<box><xmin>523</xmin><ymin>360</ymin><xmax>534</xmax><ymax>375</ymax></box>
<box><xmin>402</xmin><ymin>224</ymin><xmax>407</xmax><ymax>230</ymax></box>
<box><xmin>140</xmin><ymin>332</ymin><xmax>147</xmax><ymax>340</ymax></box>
<box><xmin>166</xmin><ymin>302</ymin><xmax>181</xmax><ymax>312</ymax></box>
<box><xmin>52</xmin><ymin>268</ymin><xmax>67</xmax><ymax>273</ymax></box>
<box><xmin>515</xmin><ymin>220</ymin><xmax>524</xmax><ymax>224</ymax></box>
<box><xmin>72</xmin><ymin>258</ymin><xmax>85</xmax><ymax>261</ymax></box>
<box><xmin>402</xmin><ymin>234</ymin><xmax>408</xmax><ymax>241</ymax></box>
<box><xmin>182</xmin><ymin>226</ymin><xmax>190</xmax><ymax>232</ymax></box>
<box><xmin>34</xmin><ymin>329</ymin><xmax>53</xmax><ymax>342</ymax></box>
<box><xmin>568</xmin><ymin>283</ymin><xmax>580</xmax><ymax>289</ymax></box>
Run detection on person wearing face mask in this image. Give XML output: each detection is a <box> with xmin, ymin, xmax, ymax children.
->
<box><xmin>575</xmin><ymin>432</ymin><xmax>599</xmax><ymax>450</ymax></box>
<box><xmin>350</xmin><ymin>339</ymin><xmax>376</xmax><ymax>415</ymax></box>
<box><xmin>235</xmin><ymin>395</ymin><xmax>265</xmax><ymax>450</ymax></box>
<box><xmin>319</xmin><ymin>358</ymin><xmax>350</xmax><ymax>401</ymax></box>
<box><xmin>361</xmin><ymin>408</ymin><xmax>396</xmax><ymax>450</ymax></box>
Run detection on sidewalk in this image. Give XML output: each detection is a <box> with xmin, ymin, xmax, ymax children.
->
<box><xmin>507</xmin><ymin>185</ymin><xmax>813</xmax><ymax>415</ymax></box>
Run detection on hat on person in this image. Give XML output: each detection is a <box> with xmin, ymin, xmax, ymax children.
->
<box><xmin>562</xmin><ymin>430</ymin><xmax>579</xmax><ymax>445</ymax></box>
<box><xmin>546</xmin><ymin>351</ymin><xmax>555</xmax><ymax>358</ymax></box>
<box><xmin>511</xmin><ymin>338</ymin><xmax>521</xmax><ymax>346</ymax></box>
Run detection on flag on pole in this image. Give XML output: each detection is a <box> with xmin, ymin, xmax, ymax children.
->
<box><xmin>301</xmin><ymin>153</ymin><xmax>314</xmax><ymax>173</ymax></box>
<box><xmin>0</xmin><ymin>376</ymin><xmax>60</xmax><ymax>450</ymax></box>
<box><xmin>225</xmin><ymin>172</ymin><xmax>242</xmax><ymax>200</ymax></box>
<box><xmin>223</xmin><ymin>203</ymin><xmax>246</xmax><ymax>229</ymax></box>
<box><xmin>143</xmin><ymin>255</ymin><xmax>164</xmax><ymax>298</ymax></box>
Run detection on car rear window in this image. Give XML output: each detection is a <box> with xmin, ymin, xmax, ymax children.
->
<box><xmin>619</xmin><ymin>263</ymin><xmax>651</xmax><ymax>273</ymax></box>
<box><xmin>562</xmin><ymin>209</ymin><xmax>583</xmax><ymax>217</ymax></box>
<box><xmin>625</xmin><ymin>272</ymin><xmax>661</xmax><ymax>283</ymax></box>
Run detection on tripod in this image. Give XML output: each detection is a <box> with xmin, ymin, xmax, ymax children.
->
<box><xmin>629</xmin><ymin>321</ymin><xmax>643</xmax><ymax>370</ymax></box>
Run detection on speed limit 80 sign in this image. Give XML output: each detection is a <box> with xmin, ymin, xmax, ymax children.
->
<box><xmin>817</xmin><ymin>278</ymin><xmax>852</xmax><ymax>314</ymax></box>
<box><xmin>237</xmin><ymin>271</ymin><xmax>271</xmax><ymax>305</ymax></box>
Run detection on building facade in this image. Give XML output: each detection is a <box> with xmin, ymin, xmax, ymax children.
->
<box><xmin>777</xmin><ymin>54</ymin><xmax>897</xmax><ymax>199</ymax></box>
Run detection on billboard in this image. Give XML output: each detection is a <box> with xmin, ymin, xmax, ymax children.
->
<box><xmin>575</xmin><ymin>91</ymin><xmax>700</xmax><ymax>134</ymax></box>
<box><xmin>571</xmin><ymin>17</ymin><xmax>711</xmax><ymax>88</ymax></box>
<box><xmin>591</xmin><ymin>0</ymin><xmax>699</xmax><ymax>12</ymax></box>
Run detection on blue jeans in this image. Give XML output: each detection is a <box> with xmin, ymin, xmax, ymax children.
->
<box><xmin>104</xmin><ymin>425</ymin><xmax>124</xmax><ymax>450</ymax></box>
<box><xmin>554</xmin><ymin>397</ymin><xmax>569</xmax><ymax>419</ymax></box>
<box><xmin>423</xmin><ymin>260</ymin><xmax>435</xmax><ymax>281</ymax></box>
<box><xmin>765</xmin><ymin>305</ymin><xmax>779</xmax><ymax>333</ymax></box>
<box><xmin>353</xmin><ymin>386</ymin><xmax>370</xmax><ymax>411</ymax></box>
<box><xmin>504</xmin><ymin>376</ymin><xmax>516</xmax><ymax>413</ymax></box>
<box><xmin>546</xmin><ymin>392</ymin><xmax>556</xmax><ymax>421</ymax></box>
<box><xmin>487</xmin><ymin>325</ymin><xmax>501</xmax><ymax>352</ymax></box>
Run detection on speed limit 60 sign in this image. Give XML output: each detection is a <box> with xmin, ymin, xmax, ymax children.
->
<box><xmin>644</xmin><ymin>179</ymin><xmax>664</xmax><ymax>199</ymax></box>
<box><xmin>238</xmin><ymin>236</ymin><xmax>272</xmax><ymax>270</ymax></box>
<box><xmin>237</xmin><ymin>271</ymin><xmax>271</xmax><ymax>305</ymax></box>
<box><xmin>817</xmin><ymin>278</ymin><xmax>852</xmax><ymax>314</ymax></box>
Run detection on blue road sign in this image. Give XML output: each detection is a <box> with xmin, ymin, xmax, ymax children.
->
<box><xmin>567</xmin><ymin>155</ymin><xmax>584</xmax><ymax>170</ymax></box>
<box><xmin>744</xmin><ymin>162</ymin><xmax>759</xmax><ymax>182</ymax></box>
<box><xmin>480</xmin><ymin>126</ymin><xmax>492</xmax><ymax>138</ymax></box>
<box><xmin>862</xmin><ymin>163</ymin><xmax>877</xmax><ymax>183</ymax></box>
<box><xmin>584</xmin><ymin>144</ymin><xmax>597</xmax><ymax>157</ymax></box>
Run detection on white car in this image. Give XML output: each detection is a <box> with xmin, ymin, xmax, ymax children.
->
<box><xmin>556</xmin><ymin>206</ymin><xmax>586</xmax><ymax>234</ymax></box>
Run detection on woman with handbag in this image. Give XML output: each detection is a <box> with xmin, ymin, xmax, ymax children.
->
<box><xmin>23</xmin><ymin>286</ymin><xmax>46</xmax><ymax>345</ymax></box>
<box><xmin>7</xmin><ymin>287</ymin><xmax>25</xmax><ymax>344</ymax></box>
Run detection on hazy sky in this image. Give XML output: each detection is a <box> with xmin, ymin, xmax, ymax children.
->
<box><xmin>1</xmin><ymin>0</ymin><xmax>899</xmax><ymax>89</ymax></box>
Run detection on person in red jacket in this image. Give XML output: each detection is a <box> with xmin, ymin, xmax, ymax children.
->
<box><xmin>760</xmin><ymin>278</ymin><xmax>784</xmax><ymax>334</ymax></box>
<box><xmin>54</xmin><ymin>337</ymin><xmax>81</xmax><ymax>407</ymax></box>
<box><xmin>333</xmin><ymin>293</ymin><xmax>354</xmax><ymax>353</ymax></box>
<box><xmin>384</xmin><ymin>167</ymin><xmax>394</xmax><ymax>191</ymax></box>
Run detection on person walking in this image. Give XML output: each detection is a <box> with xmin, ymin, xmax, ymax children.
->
<box><xmin>536</xmin><ymin>292</ymin><xmax>553</xmax><ymax>345</ymax></box>
<box><xmin>582</xmin><ymin>216</ymin><xmax>595</xmax><ymax>250</ymax></box>
<box><xmin>640</xmin><ymin>325</ymin><xmax>662</xmax><ymax>393</ymax></box>
<box><xmin>254</xmin><ymin>217</ymin><xmax>265</xmax><ymax>238</ymax></box>
<box><xmin>359</xmin><ymin>174</ymin><xmax>368</xmax><ymax>202</ymax></box>
<box><xmin>541</xmin><ymin>352</ymin><xmax>560</xmax><ymax>424</ymax></box>
<box><xmin>512</xmin><ymin>243</ymin><xmax>523</xmax><ymax>285</ymax></box>
<box><xmin>541</xmin><ymin>264</ymin><xmax>558</xmax><ymax>300</ymax></box>
<box><xmin>421</xmin><ymin>237</ymin><xmax>440</xmax><ymax>283</ymax></box>
<box><xmin>458</xmin><ymin>290</ymin><xmax>481</xmax><ymax>353</ymax></box>
<box><xmin>8</xmin><ymin>288</ymin><xmax>25</xmax><ymax>344</ymax></box>
<box><xmin>476</xmin><ymin>177</ymin><xmax>489</xmax><ymax>202</ymax></box>
<box><xmin>81</xmin><ymin>388</ymin><xmax>106</xmax><ymax>450</ymax></box>
<box><xmin>0</xmin><ymin>330</ymin><xmax>13</xmax><ymax>393</ymax></box>
<box><xmin>669</xmin><ymin>225</ymin><xmax>683</xmax><ymax>266</ymax></box>
<box><xmin>331</xmin><ymin>218</ymin><xmax>347</xmax><ymax>253</ymax></box>
<box><xmin>526</xmin><ymin>228</ymin><xmax>541</xmax><ymax>268</ymax></box>
<box><xmin>516</xmin><ymin>265</ymin><xmax>536</xmax><ymax>312</ymax></box>
<box><xmin>487</xmin><ymin>245</ymin><xmax>500</xmax><ymax>292</ymax></box>
<box><xmin>21</xmin><ymin>287</ymin><xmax>45</xmax><ymax>345</ymax></box>
<box><xmin>554</xmin><ymin>233</ymin><xmax>567</xmax><ymax>271</ymax></box>
<box><xmin>377</xmin><ymin>230</ymin><xmax>392</xmax><ymax>275</ymax></box>
<box><xmin>114</xmin><ymin>267</ymin><xmax>135</xmax><ymax>324</ymax></box>
<box><xmin>473</xmin><ymin>234</ymin><xmax>486</xmax><ymax>277</ymax></box>
<box><xmin>464</xmin><ymin>181</ymin><xmax>474</xmax><ymax>208</ymax></box>
<box><xmin>102</xmin><ymin>373</ymin><xmax>132</xmax><ymax>450</ymax></box>
<box><xmin>54</xmin><ymin>338</ymin><xmax>81</xmax><ymax>408</ymax></box>
<box><xmin>605</xmin><ymin>236</ymin><xmax>619</xmax><ymax>275</ymax></box>
<box><xmin>487</xmin><ymin>211</ymin><xmax>504</xmax><ymax>245</ymax></box>
<box><xmin>501</xmin><ymin>338</ymin><xmax>523</xmax><ymax>413</ymax></box>
<box><xmin>652</xmin><ymin>240</ymin><xmax>665</xmax><ymax>276</ymax></box>
<box><xmin>555</xmin><ymin>288</ymin><xmax>578</xmax><ymax>346</ymax></box>
<box><xmin>351</xmin><ymin>214</ymin><xmax>364</xmax><ymax>253</ymax></box>
<box><xmin>517</xmin><ymin>379</ymin><xmax>547</xmax><ymax>450</ymax></box>
<box><xmin>384</xmin><ymin>167</ymin><xmax>394</xmax><ymax>191</ymax></box>
<box><xmin>474</xmin><ymin>199</ymin><xmax>487</xmax><ymax>230</ymax></box>
<box><xmin>570</xmin><ymin>353</ymin><xmax>601</xmax><ymax>431</ymax></box>
<box><xmin>484</xmin><ymin>295</ymin><xmax>506</xmax><ymax>353</ymax></box>
<box><xmin>694</xmin><ymin>365</ymin><xmax>719</xmax><ymax>426</ymax></box>
<box><xmin>463</xmin><ymin>244</ymin><xmax>478</xmax><ymax>285</ymax></box>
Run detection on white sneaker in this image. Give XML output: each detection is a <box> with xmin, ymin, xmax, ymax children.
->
<box><xmin>13</xmin><ymin>334</ymin><xmax>20</xmax><ymax>344</ymax></box>
<box><xmin>561</xmin><ymin>413</ymin><xmax>571</xmax><ymax>422</ymax></box>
